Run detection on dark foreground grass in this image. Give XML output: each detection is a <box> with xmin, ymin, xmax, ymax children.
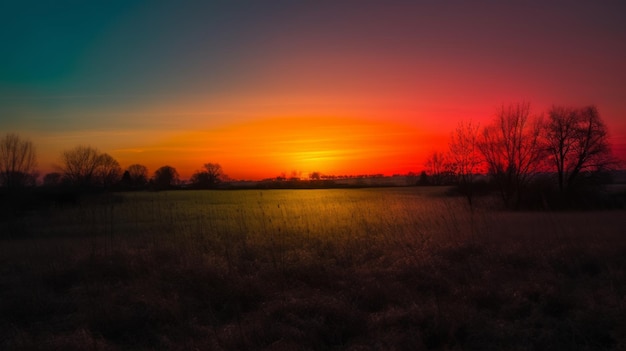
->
<box><xmin>1</xmin><ymin>190</ymin><xmax>625</xmax><ymax>350</ymax></box>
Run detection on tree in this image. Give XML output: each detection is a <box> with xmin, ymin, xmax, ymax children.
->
<box><xmin>0</xmin><ymin>133</ymin><xmax>37</xmax><ymax>189</ymax></box>
<box><xmin>152</xmin><ymin>166</ymin><xmax>179</xmax><ymax>189</ymax></box>
<box><xmin>545</xmin><ymin>105</ymin><xmax>613</xmax><ymax>193</ymax></box>
<box><xmin>95</xmin><ymin>153</ymin><xmax>122</xmax><ymax>187</ymax></box>
<box><xmin>425</xmin><ymin>151</ymin><xmax>453</xmax><ymax>185</ymax></box>
<box><xmin>60</xmin><ymin>146</ymin><xmax>122</xmax><ymax>188</ymax></box>
<box><xmin>125</xmin><ymin>164</ymin><xmax>149</xmax><ymax>187</ymax></box>
<box><xmin>478</xmin><ymin>102</ymin><xmax>544</xmax><ymax>208</ymax></box>
<box><xmin>448</xmin><ymin>120</ymin><xmax>482</xmax><ymax>205</ymax></box>
<box><xmin>60</xmin><ymin>145</ymin><xmax>101</xmax><ymax>187</ymax></box>
<box><xmin>190</xmin><ymin>171</ymin><xmax>210</xmax><ymax>188</ymax></box>
<box><xmin>203</xmin><ymin>163</ymin><xmax>224</xmax><ymax>186</ymax></box>
<box><xmin>190</xmin><ymin>163</ymin><xmax>224</xmax><ymax>189</ymax></box>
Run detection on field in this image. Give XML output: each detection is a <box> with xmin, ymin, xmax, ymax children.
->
<box><xmin>1</xmin><ymin>187</ymin><xmax>626</xmax><ymax>350</ymax></box>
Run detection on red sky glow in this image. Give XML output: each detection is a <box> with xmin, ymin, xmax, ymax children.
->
<box><xmin>1</xmin><ymin>1</ymin><xmax>625</xmax><ymax>180</ymax></box>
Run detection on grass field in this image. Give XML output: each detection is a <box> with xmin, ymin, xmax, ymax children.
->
<box><xmin>1</xmin><ymin>187</ymin><xmax>625</xmax><ymax>350</ymax></box>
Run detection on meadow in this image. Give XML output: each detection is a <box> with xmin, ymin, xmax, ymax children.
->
<box><xmin>1</xmin><ymin>187</ymin><xmax>625</xmax><ymax>350</ymax></box>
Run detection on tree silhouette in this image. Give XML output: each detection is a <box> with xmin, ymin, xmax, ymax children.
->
<box><xmin>203</xmin><ymin>163</ymin><xmax>224</xmax><ymax>186</ymax></box>
<box><xmin>425</xmin><ymin>151</ymin><xmax>453</xmax><ymax>185</ymax></box>
<box><xmin>60</xmin><ymin>146</ymin><xmax>123</xmax><ymax>188</ymax></box>
<box><xmin>60</xmin><ymin>146</ymin><xmax>102</xmax><ymax>187</ymax></box>
<box><xmin>448</xmin><ymin>120</ymin><xmax>482</xmax><ymax>205</ymax></box>
<box><xmin>545</xmin><ymin>105</ymin><xmax>613</xmax><ymax>193</ymax></box>
<box><xmin>96</xmin><ymin>153</ymin><xmax>122</xmax><ymax>187</ymax></box>
<box><xmin>478</xmin><ymin>102</ymin><xmax>544</xmax><ymax>208</ymax></box>
<box><xmin>125</xmin><ymin>164</ymin><xmax>149</xmax><ymax>187</ymax></box>
<box><xmin>189</xmin><ymin>171</ymin><xmax>209</xmax><ymax>188</ymax></box>
<box><xmin>153</xmin><ymin>166</ymin><xmax>179</xmax><ymax>189</ymax></box>
<box><xmin>0</xmin><ymin>133</ymin><xmax>37</xmax><ymax>189</ymax></box>
<box><xmin>190</xmin><ymin>163</ymin><xmax>224</xmax><ymax>188</ymax></box>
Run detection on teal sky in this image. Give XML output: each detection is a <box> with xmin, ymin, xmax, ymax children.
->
<box><xmin>1</xmin><ymin>1</ymin><xmax>626</xmax><ymax>178</ymax></box>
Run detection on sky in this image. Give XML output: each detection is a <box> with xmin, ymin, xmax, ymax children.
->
<box><xmin>1</xmin><ymin>0</ymin><xmax>625</xmax><ymax>180</ymax></box>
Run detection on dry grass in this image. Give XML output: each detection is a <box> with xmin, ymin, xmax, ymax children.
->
<box><xmin>1</xmin><ymin>187</ymin><xmax>625</xmax><ymax>350</ymax></box>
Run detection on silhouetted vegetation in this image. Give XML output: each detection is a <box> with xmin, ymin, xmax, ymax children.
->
<box><xmin>425</xmin><ymin>151</ymin><xmax>455</xmax><ymax>186</ymax></box>
<box><xmin>448</xmin><ymin>121</ymin><xmax>482</xmax><ymax>206</ymax></box>
<box><xmin>545</xmin><ymin>105</ymin><xmax>614</xmax><ymax>194</ymax></box>
<box><xmin>426</xmin><ymin>102</ymin><xmax>620</xmax><ymax>210</ymax></box>
<box><xmin>42</xmin><ymin>172</ymin><xmax>62</xmax><ymax>187</ymax></box>
<box><xmin>2</xmin><ymin>100</ymin><xmax>622</xmax><ymax>211</ymax></box>
<box><xmin>60</xmin><ymin>145</ymin><xmax>123</xmax><ymax>189</ymax></box>
<box><xmin>96</xmin><ymin>153</ymin><xmax>123</xmax><ymax>188</ymax></box>
<box><xmin>190</xmin><ymin>163</ymin><xmax>225</xmax><ymax>189</ymax></box>
<box><xmin>0</xmin><ymin>133</ymin><xmax>38</xmax><ymax>189</ymax></box>
<box><xmin>0</xmin><ymin>102</ymin><xmax>625</xmax><ymax>349</ymax></box>
<box><xmin>152</xmin><ymin>165</ymin><xmax>179</xmax><ymax>190</ymax></box>
<box><xmin>121</xmin><ymin>164</ymin><xmax>149</xmax><ymax>189</ymax></box>
<box><xmin>479</xmin><ymin>102</ymin><xmax>545</xmax><ymax>208</ymax></box>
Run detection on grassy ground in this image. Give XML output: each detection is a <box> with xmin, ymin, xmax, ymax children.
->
<box><xmin>1</xmin><ymin>188</ymin><xmax>625</xmax><ymax>350</ymax></box>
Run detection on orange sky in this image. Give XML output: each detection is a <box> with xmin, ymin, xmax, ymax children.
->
<box><xmin>108</xmin><ymin>117</ymin><xmax>443</xmax><ymax>180</ymax></box>
<box><xmin>2</xmin><ymin>2</ymin><xmax>625</xmax><ymax>180</ymax></box>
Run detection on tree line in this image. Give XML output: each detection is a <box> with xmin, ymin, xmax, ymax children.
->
<box><xmin>0</xmin><ymin>141</ymin><xmax>225</xmax><ymax>191</ymax></box>
<box><xmin>1</xmin><ymin>101</ymin><xmax>621</xmax><ymax>206</ymax></box>
<box><xmin>424</xmin><ymin>102</ymin><xmax>619</xmax><ymax>208</ymax></box>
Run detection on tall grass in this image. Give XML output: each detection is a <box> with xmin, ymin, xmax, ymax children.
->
<box><xmin>1</xmin><ymin>187</ymin><xmax>625</xmax><ymax>350</ymax></box>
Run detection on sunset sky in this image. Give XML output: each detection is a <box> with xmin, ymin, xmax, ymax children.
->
<box><xmin>1</xmin><ymin>1</ymin><xmax>625</xmax><ymax>180</ymax></box>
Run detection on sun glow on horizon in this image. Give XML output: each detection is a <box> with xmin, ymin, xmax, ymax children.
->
<box><xmin>110</xmin><ymin>116</ymin><xmax>440</xmax><ymax>180</ymax></box>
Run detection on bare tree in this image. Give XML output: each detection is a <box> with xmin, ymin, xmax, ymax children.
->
<box><xmin>203</xmin><ymin>163</ymin><xmax>224</xmax><ymax>186</ymax></box>
<box><xmin>125</xmin><ymin>164</ymin><xmax>149</xmax><ymax>187</ymax></box>
<box><xmin>153</xmin><ymin>165</ymin><xmax>179</xmax><ymax>189</ymax></box>
<box><xmin>448</xmin><ymin>120</ymin><xmax>482</xmax><ymax>205</ymax></box>
<box><xmin>425</xmin><ymin>151</ymin><xmax>454</xmax><ymax>185</ymax></box>
<box><xmin>96</xmin><ymin>153</ymin><xmax>122</xmax><ymax>187</ymax></box>
<box><xmin>60</xmin><ymin>146</ymin><xmax>102</xmax><ymax>187</ymax></box>
<box><xmin>60</xmin><ymin>146</ymin><xmax>122</xmax><ymax>188</ymax></box>
<box><xmin>478</xmin><ymin>102</ymin><xmax>544</xmax><ymax>207</ymax></box>
<box><xmin>190</xmin><ymin>163</ymin><xmax>224</xmax><ymax>188</ymax></box>
<box><xmin>545</xmin><ymin>105</ymin><xmax>613</xmax><ymax>193</ymax></box>
<box><xmin>0</xmin><ymin>133</ymin><xmax>37</xmax><ymax>189</ymax></box>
